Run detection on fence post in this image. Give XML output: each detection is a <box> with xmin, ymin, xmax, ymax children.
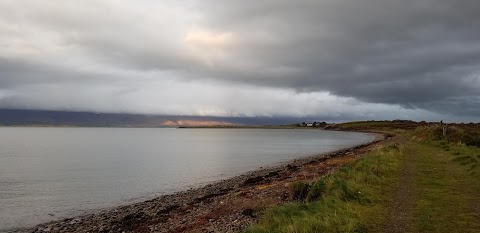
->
<box><xmin>442</xmin><ymin>122</ymin><xmax>448</xmax><ymax>140</ymax></box>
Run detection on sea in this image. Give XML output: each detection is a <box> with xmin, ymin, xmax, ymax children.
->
<box><xmin>0</xmin><ymin>127</ymin><xmax>374</xmax><ymax>231</ymax></box>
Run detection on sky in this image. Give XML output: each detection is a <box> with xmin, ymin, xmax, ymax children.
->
<box><xmin>0</xmin><ymin>0</ymin><xmax>479</xmax><ymax>122</ymax></box>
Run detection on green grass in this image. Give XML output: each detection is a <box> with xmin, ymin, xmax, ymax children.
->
<box><xmin>436</xmin><ymin>142</ymin><xmax>480</xmax><ymax>179</ymax></box>
<box><xmin>243</xmin><ymin>144</ymin><xmax>402</xmax><ymax>233</ymax></box>
<box><xmin>413</xmin><ymin>125</ymin><xmax>480</xmax><ymax>147</ymax></box>
<box><xmin>330</xmin><ymin>120</ymin><xmax>419</xmax><ymax>132</ymax></box>
<box><xmin>398</xmin><ymin>128</ymin><xmax>480</xmax><ymax>232</ymax></box>
<box><xmin>244</xmin><ymin>126</ymin><xmax>480</xmax><ymax>233</ymax></box>
<box><xmin>407</xmin><ymin>142</ymin><xmax>480</xmax><ymax>232</ymax></box>
<box><xmin>414</xmin><ymin>125</ymin><xmax>480</xmax><ymax>180</ymax></box>
<box><xmin>335</xmin><ymin>121</ymin><xmax>394</xmax><ymax>128</ymax></box>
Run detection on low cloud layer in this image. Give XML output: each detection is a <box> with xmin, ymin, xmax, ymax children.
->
<box><xmin>1</xmin><ymin>0</ymin><xmax>479</xmax><ymax>121</ymax></box>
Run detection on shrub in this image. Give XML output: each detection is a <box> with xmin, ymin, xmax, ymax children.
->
<box><xmin>291</xmin><ymin>182</ymin><xmax>311</xmax><ymax>201</ymax></box>
<box><xmin>306</xmin><ymin>176</ymin><xmax>329</xmax><ymax>202</ymax></box>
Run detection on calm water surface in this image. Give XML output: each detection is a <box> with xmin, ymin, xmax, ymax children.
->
<box><xmin>0</xmin><ymin>127</ymin><xmax>374</xmax><ymax>231</ymax></box>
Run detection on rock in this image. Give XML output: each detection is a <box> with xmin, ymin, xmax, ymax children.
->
<box><xmin>241</xmin><ymin>209</ymin><xmax>256</xmax><ymax>218</ymax></box>
<box><xmin>287</xmin><ymin>164</ymin><xmax>299</xmax><ymax>171</ymax></box>
<box><xmin>265</xmin><ymin>171</ymin><xmax>280</xmax><ymax>178</ymax></box>
<box><xmin>243</xmin><ymin>176</ymin><xmax>264</xmax><ymax>185</ymax></box>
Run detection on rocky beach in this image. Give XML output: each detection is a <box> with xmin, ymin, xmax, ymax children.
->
<box><xmin>15</xmin><ymin>133</ymin><xmax>387</xmax><ymax>233</ymax></box>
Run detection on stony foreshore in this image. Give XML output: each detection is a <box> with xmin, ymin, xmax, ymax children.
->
<box><xmin>17</xmin><ymin>133</ymin><xmax>388</xmax><ymax>233</ymax></box>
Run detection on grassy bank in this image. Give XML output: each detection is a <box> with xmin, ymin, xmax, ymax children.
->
<box><xmin>412</xmin><ymin>125</ymin><xmax>480</xmax><ymax>180</ymax></box>
<box><xmin>244</xmin><ymin>142</ymin><xmax>403</xmax><ymax>233</ymax></box>
<box><xmin>244</xmin><ymin>123</ymin><xmax>480</xmax><ymax>233</ymax></box>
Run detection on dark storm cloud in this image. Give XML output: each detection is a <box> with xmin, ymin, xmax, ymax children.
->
<box><xmin>0</xmin><ymin>0</ymin><xmax>479</xmax><ymax>119</ymax></box>
<box><xmin>186</xmin><ymin>0</ymin><xmax>480</xmax><ymax>110</ymax></box>
<box><xmin>0</xmin><ymin>57</ymin><xmax>120</xmax><ymax>88</ymax></box>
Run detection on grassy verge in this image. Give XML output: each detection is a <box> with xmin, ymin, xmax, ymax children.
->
<box><xmin>244</xmin><ymin>124</ymin><xmax>480</xmax><ymax>233</ymax></box>
<box><xmin>406</xmin><ymin>142</ymin><xmax>480</xmax><ymax>232</ymax></box>
<box><xmin>244</xmin><ymin>143</ymin><xmax>403</xmax><ymax>233</ymax></box>
<box><xmin>412</xmin><ymin>125</ymin><xmax>480</xmax><ymax>181</ymax></box>
<box><xmin>428</xmin><ymin>140</ymin><xmax>480</xmax><ymax>180</ymax></box>
<box><xmin>326</xmin><ymin>120</ymin><xmax>419</xmax><ymax>132</ymax></box>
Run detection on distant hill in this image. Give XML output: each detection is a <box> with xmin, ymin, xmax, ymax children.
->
<box><xmin>0</xmin><ymin>109</ymin><xmax>308</xmax><ymax>127</ymax></box>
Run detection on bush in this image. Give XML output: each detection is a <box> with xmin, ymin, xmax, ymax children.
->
<box><xmin>291</xmin><ymin>182</ymin><xmax>311</xmax><ymax>201</ymax></box>
<box><xmin>306</xmin><ymin>176</ymin><xmax>328</xmax><ymax>202</ymax></box>
<box><xmin>464</xmin><ymin>130</ymin><xmax>480</xmax><ymax>147</ymax></box>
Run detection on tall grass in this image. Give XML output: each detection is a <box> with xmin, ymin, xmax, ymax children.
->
<box><xmin>244</xmin><ymin>144</ymin><xmax>402</xmax><ymax>233</ymax></box>
<box><xmin>412</xmin><ymin>125</ymin><xmax>480</xmax><ymax>179</ymax></box>
<box><xmin>413</xmin><ymin>125</ymin><xmax>480</xmax><ymax>147</ymax></box>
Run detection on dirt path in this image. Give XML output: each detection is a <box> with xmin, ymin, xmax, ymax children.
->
<box><xmin>384</xmin><ymin>144</ymin><xmax>416</xmax><ymax>233</ymax></box>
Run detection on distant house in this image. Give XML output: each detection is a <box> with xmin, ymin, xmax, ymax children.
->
<box><xmin>306</xmin><ymin>123</ymin><xmax>313</xmax><ymax>127</ymax></box>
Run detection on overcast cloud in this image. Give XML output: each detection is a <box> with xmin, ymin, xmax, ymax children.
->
<box><xmin>0</xmin><ymin>0</ymin><xmax>479</xmax><ymax>122</ymax></box>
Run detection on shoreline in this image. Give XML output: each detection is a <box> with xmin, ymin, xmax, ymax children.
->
<box><xmin>18</xmin><ymin>132</ymin><xmax>387</xmax><ymax>233</ymax></box>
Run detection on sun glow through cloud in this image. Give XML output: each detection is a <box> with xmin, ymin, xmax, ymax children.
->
<box><xmin>183</xmin><ymin>28</ymin><xmax>234</xmax><ymax>66</ymax></box>
<box><xmin>184</xmin><ymin>29</ymin><xmax>234</xmax><ymax>47</ymax></box>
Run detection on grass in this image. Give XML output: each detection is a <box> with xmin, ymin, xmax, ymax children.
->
<box><xmin>244</xmin><ymin>124</ymin><xmax>480</xmax><ymax>233</ymax></box>
<box><xmin>413</xmin><ymin>125</ymin><xmax>480</xmax><ymax>180</ymax></box>
<box><xmin>405</xmin><ymin>142</ymin><xmax>480</xmax><ymax>232</ymax></box>
<box><xmin>328</xmin><ymin>120</ymin><xmax>420</xmax><ymax>132</ymax></box>
<box><xmin>403</xmin><ymin>127</ymin><xmax>480</xmax><ymax>232</ymax></box>
<box><xmin>413</xmin><ymin>125</ymin><xmax>480</xmax><ymax>147</ymax></box>
<box><xmin>243</xmin><ymin>143</ymin><xmax>402</xmax><ymax>233</ymax></box>
<box><xmin>430</xmin><ymin>141</ymin><xmax>480</xmax><ymax>179</ymax></box>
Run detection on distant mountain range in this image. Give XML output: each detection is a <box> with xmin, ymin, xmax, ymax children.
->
<box><xmin>0</xmin><ymin>109</ymin><xmax>313</xmax><ymax>127</ymax></box>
